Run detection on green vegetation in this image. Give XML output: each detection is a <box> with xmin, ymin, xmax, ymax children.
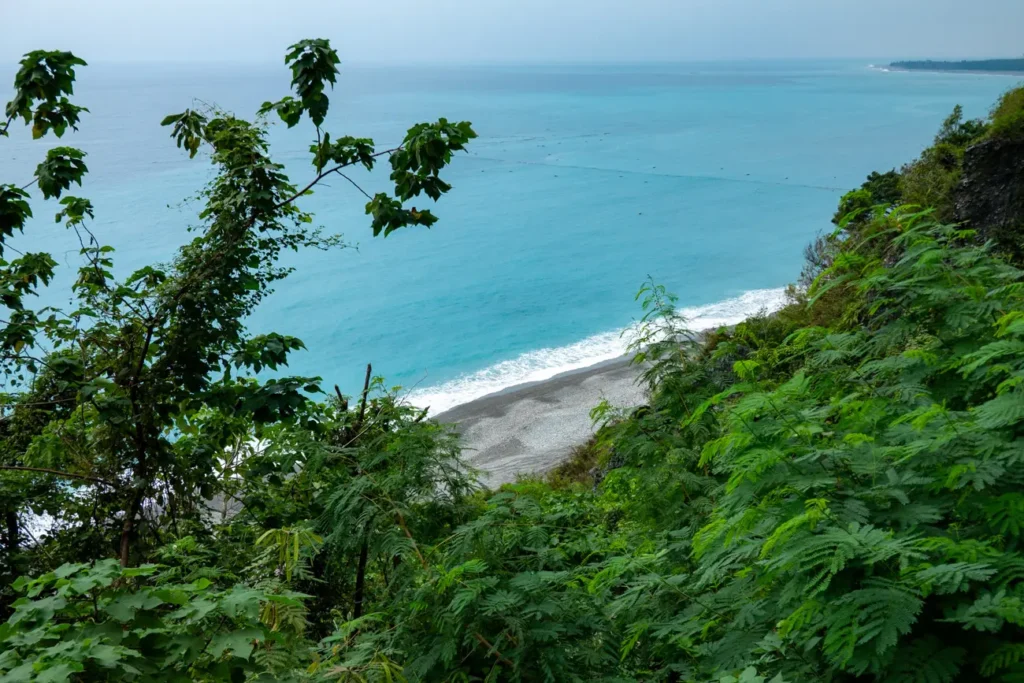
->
<box><xmin>4</xmin><ymin>42</ymin><xmax>1024</xmax><ymax>683</ymax></box>
<box><xmin>891</xmin><ymin>59</ymin><xmax>1024</xmax><ymax>73</ymax></box>
<box><xmin>835</xmin><ymin>90</ymin><xmax>1024</xmax><ymax>244</ymax></box>
<box><xmin>899</xmin><ymin>105</ymin><xmax>986</xmax><ymax>222</ymax></box>
<box><xmin>0</xmin><ymin>40</ymin><xmax>478</xmax><ymax>681</ymax></box>
<box><xmin>989</xmin><ymin>87</ymin><xmax>1024</xmax><ymax>140</ymax></box>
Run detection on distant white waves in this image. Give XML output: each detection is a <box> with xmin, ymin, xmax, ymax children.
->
<box><xmin>408</xmin><ymin>287</ymin><xmax>788</xmax><ymax>415</ymax></box>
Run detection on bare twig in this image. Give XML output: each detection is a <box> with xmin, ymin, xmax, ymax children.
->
<box><xmin>0</xmin><ymin>396</ymin><xmax>79</xmax><ymax>409</ymax></box>
<box><xmin>356</xmin><ymin>363</ymin><xmax>372</xmax><ymax>430</ymax></box>
<box><xmin>332</xmin><ymin>170</ymin><xmax>373</xmax><ymax>200</ymax></box>
<box><xmin>314</xmin><ymin>126</ymin><xmax>323</xmax><ymax>174</ymax></box>
<box><xmin>270</xmin><ymin>147</ymin><xmax>399</xmax><ymax>213</ymax></box>
<box><xmin>473</xmin><ymin>633</ymin><xmax>514</xmax><ymax>668</ymax></box>
<box><xmin>0</xmin><ymin>465</ymin><xmax>115</xmax><ymax>487</ymax></box>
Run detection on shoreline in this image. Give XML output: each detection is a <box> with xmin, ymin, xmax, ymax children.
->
<box><xmin>436</xmin><ymin>325</ymin><xmax>737</xmax><ymax>486</ymax></box>
<box><xmin>426</xmin><ymin>288</ymin><xmax>789</xmax><ymax>486</ymax></box>
<box><xmin>411</xmin><ymin>287</ymin><xmax>789</xmax><ymax>416</ymax></box>
<box><xmin>434</xmin><ymin>353</ymin><xmax>636</xmax><ymax>422</ymax></box>
<box><xmin>435</xmin><ymin>354</ymin><xmax>644</xmax><ymax>487</ymax></box>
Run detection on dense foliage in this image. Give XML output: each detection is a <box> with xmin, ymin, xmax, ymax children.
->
<box><xmin>0</xmin><ymin>40</ymin><xmax>478</xmax><ymax>681</ymax></box>
<box><xmin>4</xmin><ymin>42</ymin><xmax>1024</xmax><ymax>682</ymax></box>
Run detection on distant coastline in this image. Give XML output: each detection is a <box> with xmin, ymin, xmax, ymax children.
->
<box><xmin>886</xmin><ymin>58</ymin><xmax>1024</xmax><ymax>76</ymax></box>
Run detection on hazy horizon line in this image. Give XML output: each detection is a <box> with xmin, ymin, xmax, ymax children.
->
<box><xmin>2</xmin><ymin>55</ymin><xmax>1018</xmax><ymax>69</ymax></box>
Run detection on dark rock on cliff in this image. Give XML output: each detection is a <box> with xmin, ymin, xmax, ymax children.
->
<box><xmin>956</xmin><ymin>136</ymin><xmax>1024</xmax><ymax>259</ymax></box>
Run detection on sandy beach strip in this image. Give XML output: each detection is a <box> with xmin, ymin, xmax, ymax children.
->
<box><xmin>435</xmin><ymin>355</ymin><xmax>646</xmax><ymax>487</ymax></box>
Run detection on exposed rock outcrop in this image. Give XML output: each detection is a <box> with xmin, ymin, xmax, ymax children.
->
<box><xmin>956</xmin><ymin>136</ymin><xmax>1024</xmax><ymax>258</ymax></box>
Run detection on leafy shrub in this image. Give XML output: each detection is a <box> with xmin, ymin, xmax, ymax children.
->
<box><xmin>831</xmin><ymin>170</ymin><xmax>901</xmax><ymax>226</ymax></box>
<box><xmin>934</xmin><ymin>104</ymin><xmax>988</xmax><ymax>148</ymax></box>
<box><xmin>900</xmin><ymin>105</ymin><xmax>989</xmax><ymax>222</ymax></box>
<box><xmin>900</xmin><ymin>142</ymin><xmax>965</xmax><ymax>221</ymax></box>
<box><xmin>683</xmin><ymin>212</ymin><xmax>1024</xmax><ymax>680</ymax></box>
<box><xmin>0</xmin><ymin>560</ymin><xmax>308</xmax><ymax>682</ymax></box>
<box><xmin>545</xmin><ymin>437</ymin><xmax>605</xmax><ymax>488</ymax></box>
<box><xmin>988</xmin><ymin>86</ymin><xmax>1024</xmax><ymax>141</ymax></box>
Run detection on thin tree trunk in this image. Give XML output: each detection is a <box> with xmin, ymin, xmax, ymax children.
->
<box><xmin>119</xmin><ymin>489</ymin><xmax>144</xmax><ymax>567</ymax></box>
<box><xmin>355</xmin><ymin>363</ymin><xmax>372</xmax><ymax>430</ymax></box>
<box><xmin>4</xmin><ymin>509</ymin><xmax>18</xmax><ymax>570</ymax></box>
<box><xmin>351</xmin><ymin>364</ymin><xmax>373</xmax><ymax>618</ymax></box>
<box><xmin>353</xmin><ymin>533</ymin><xmax>369</xmax><ymax>619</ymax></box>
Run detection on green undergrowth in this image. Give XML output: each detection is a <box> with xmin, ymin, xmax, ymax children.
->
<box><xmin>381</xmin><ymin>205</ymin><xmax>1024</xmax><ymax>681</ymax></box>
<box><xmin>989</xmin><ymin>87</ymin><xmax>1024</xmax><ymax>141</ymax></box>
<box><xmin>543</xmin><ymin>437</ymin><xmax>606</xmax><ymax>488</ymax></box>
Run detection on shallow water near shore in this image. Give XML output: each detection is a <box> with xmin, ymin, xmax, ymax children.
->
<box><xmin>5</xmin><ymin>60</ymin><xmax>1018</xmax><ymax>409</ymax></box>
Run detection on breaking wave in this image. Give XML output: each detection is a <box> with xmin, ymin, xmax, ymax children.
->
<box><xmin>409</xmin><ymin>287</ymin><xmax>789</xmax><ymax>414</ymax></box>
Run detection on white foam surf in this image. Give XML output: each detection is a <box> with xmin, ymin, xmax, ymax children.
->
<box><xmin>408</xmin><ymin>287</ymin><xmax>789</xmax><ymax>415</ymax></box>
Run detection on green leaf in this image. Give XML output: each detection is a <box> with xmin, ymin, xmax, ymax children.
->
<box><xmin>35</xmin><ymin>147</ymin><xmax>88</xmax><ymax>199</ymax></box>
<box><xmin>280</xmin><ymin>39</ymin><xmax>340</xmax><ymax>128</ymax></box>
<box><xmin>973</xmin><ymin>391</ymin><xmax>1024</xmax><ymax>429</ymax></box>
<box><xmin>35</xmin><ymin>662</ymin><xmax>82</xmax><ymax>683</ymax></box>
<box><xmin>4</xmin><ymin>50</ymin><xmax>88</xmax><ymax>139</ymax></box>
<box><xmin>53</xmin><ymin>562</ymin><xmax>88</xmax><ymax>579</ymax></box>
<box><xmin>208</xmin><ymin>626</ymin><xmax>263</xmax><ymax>660</ymax></box>
<box><xmin>102</xmin><ymin>590</ymin><xmax>165</xmax><ymax>621</ymax></box>
<box><xmin>161</xmin><ymin>108</ymin><xmax>208</xmax><ymax>158</ymax></box>
<box><xmin>0</xmin><ymin>185</ymin><xmax>32</xmax><ymax>252</ymax></box>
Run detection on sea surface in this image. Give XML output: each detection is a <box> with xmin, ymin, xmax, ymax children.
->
<box><xmin>4</xmin><ymin>61</ymin><xmax>1019</xmax><ymax>412</ymax></box>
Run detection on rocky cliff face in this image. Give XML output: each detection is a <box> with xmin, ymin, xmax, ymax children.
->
<box><xmin>956</xmin><ymin>136</ymin><xmax>1024</xmax><ymax>258</ymax></box>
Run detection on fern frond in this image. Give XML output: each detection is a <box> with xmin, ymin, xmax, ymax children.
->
<box><xmin>983</xmin><ymin>643</ymin><xmax>1024</xmax><ymax>677</ymax></box>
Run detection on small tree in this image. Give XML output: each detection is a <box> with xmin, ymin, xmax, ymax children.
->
<box><xmin>0</xmin><ymin>39</ymin><xmax>475</xmax><ymax>580</ymax></box>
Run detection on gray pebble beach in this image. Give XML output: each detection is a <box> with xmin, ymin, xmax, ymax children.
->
<box><xmin>435</xmin><ymin>356</ymin><xmax>647</xmax><ymax>486</ymax></box>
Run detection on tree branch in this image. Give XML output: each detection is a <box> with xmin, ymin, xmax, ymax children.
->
<box><xmin>314</xmin><ymin>126</ymin><xmax>323</xmax><ymax>174</ymax></box>
<box><xmin>270</xmin><ymin>146</ymin><xmax>399</xmax><ymax>213</ymax></box>
<box><xmin>473</xmin><ymin>633</ymin><xmax>514</xmax><ymax>668</ymax></box>
<box><xmin>156</xmin><ymin>144</ymin><xmax>400</xmax><ymax>335</ymax></box>
<box><xmin>356</xmin><ymin>363</ymin><xmax>372</xmax><ymax>431</ymax></box>
<box><xmin>0</xmin><ymin>465</ymin><xmax>115</xmax><ymax>487</ymax></box>
<box><xmin>332</xmin><ymin>170</ymin><xmax>373</xmax><ymax>200</ymax></box>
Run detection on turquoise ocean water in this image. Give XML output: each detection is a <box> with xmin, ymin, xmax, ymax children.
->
<box><xmin>4</xmin><ymin>61</ymin><xmax>1019</xmax><ymax>411</ymax></box>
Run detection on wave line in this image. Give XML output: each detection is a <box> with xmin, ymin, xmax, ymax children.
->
<box><xmin>409</xmin><ymin>287</ymin><xmax>789</xmax><ymax>415</ymax></box>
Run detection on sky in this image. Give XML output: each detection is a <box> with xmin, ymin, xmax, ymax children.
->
<box><xmin>1</xmin><ymin>0</ymin><xmax>1022</xmax><ymax>64</ymax></box>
